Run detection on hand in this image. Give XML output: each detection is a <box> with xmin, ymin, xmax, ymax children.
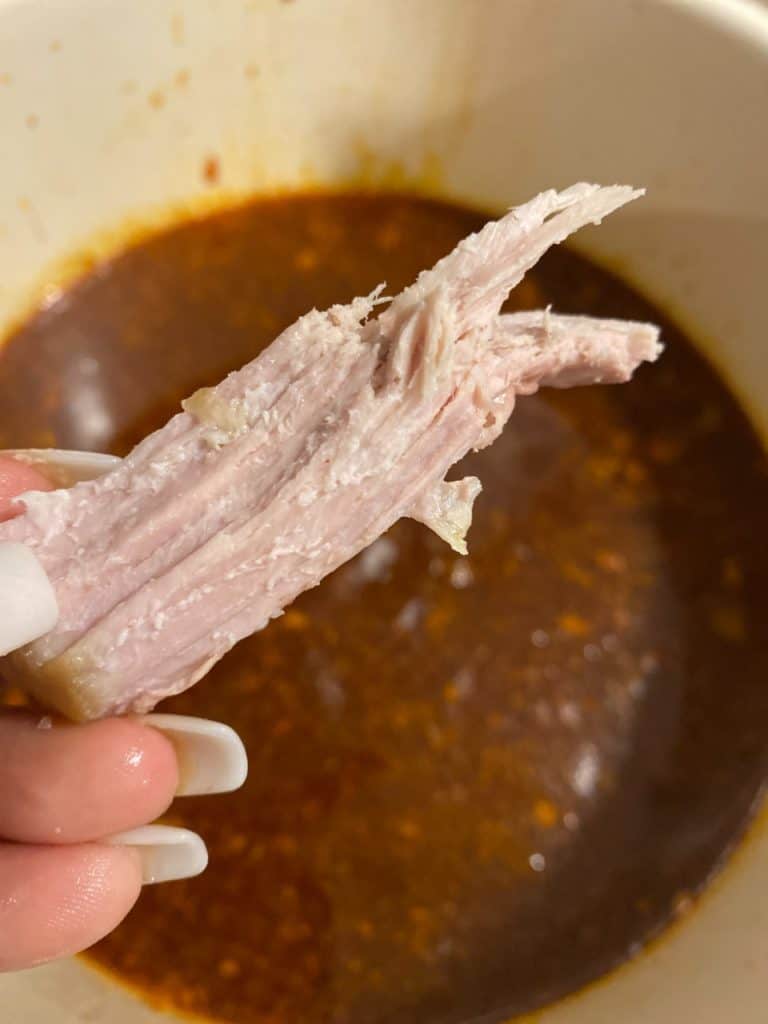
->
<box><xmin>0</xmin><ymin>454</ymin><xmax>247</xmax><ymax>972</ymax></box>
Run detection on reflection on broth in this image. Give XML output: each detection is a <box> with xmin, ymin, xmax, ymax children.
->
<box><xmin>1</xmin><ymin>194</ymin><xmax>767</xmax><ymax>1024</ymax></box>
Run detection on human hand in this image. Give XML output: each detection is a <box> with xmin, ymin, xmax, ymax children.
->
<box><xmin>0</xmin><ymin>453</ymin><xmax>247</xmax><ymax>972</ymax></box>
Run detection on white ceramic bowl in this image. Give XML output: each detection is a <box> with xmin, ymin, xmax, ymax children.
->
<box><xmin>0</xmin><ymin>1</ymin><xmax>766</xmax><ymax>1021</ymax></box>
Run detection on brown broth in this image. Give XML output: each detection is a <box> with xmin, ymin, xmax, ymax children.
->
<box><xmin>1</xmin><ymin>193</ymin><xmax>767</xmax><ymax>1024</ymax></box>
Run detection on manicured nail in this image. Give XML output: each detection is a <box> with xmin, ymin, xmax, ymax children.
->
<box><xmin>4</xmin><ymin>448</ymin><xmax>121</xmax><ymax>487</ymax></box>
<box><xmin>107</xmin><ymin>825</ymin><xmax>208</xmax><ymax>884</ymax></box>
<box><xmin>0</xmin><ymin>542</ymin><xmax>58</xmax><ymax>655</ymax></box>
<box><xmin>143</xmin><ymin>714</ymin><xmax>248</xmax><ymax>796</ymax></box>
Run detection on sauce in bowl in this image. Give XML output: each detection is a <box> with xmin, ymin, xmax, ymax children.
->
<box><xmin>1</xmin><ymin>193</ymin><xmax>767</xmax><ymax>1024</ymax></box>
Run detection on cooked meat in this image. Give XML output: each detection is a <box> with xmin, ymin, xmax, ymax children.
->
<box><xmin>0</xmin><ymin>184</ymin><xmax>661</xmax><ymax>720</ymax></box>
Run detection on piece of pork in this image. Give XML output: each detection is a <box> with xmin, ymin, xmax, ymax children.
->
<box><xmin>0</xmin><ymin>184</ymin><xmax>661</xmax><ymax>720</ymax></box>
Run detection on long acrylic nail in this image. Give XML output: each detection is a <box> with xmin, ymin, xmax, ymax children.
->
<box><xmin>143</xmin><ymin>714</ymin><xmax>248</xmax><ymax>796</ymax></box>
<box><xmin>107</xmin><ymin>825</ymin><xmax>208</xmax><ymax>884</ymax></box>
<box><xmin>0</xmin><ymin>542</ymin><xmax>58</xmax><ymax>655</ymax></box>
<box><xmin>4</xmin><ymin>448</ymin><xmax>121</xmax><ymax>487</ymax></box>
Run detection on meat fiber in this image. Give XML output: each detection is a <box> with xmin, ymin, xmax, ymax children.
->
<box><xmin>0</xmin><ymin>184</ymin><xmax>661</xmax><ymax>720</ymax></box>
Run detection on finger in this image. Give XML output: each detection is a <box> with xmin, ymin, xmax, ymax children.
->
<box><xmin>0</xmin><ymin>713</ymin><xmax>179</xmax><ymax>844</ymax></box>
<box><xmin>0</xmin><ymin>842</ymin><xmax>142</xmax><ymax>971</ymax></box>
<box><xmin>0</xmin><ymin>450</ymin><xmax>118</xmax><ymax>656</ymax></box>
<box><xmin>0</xmin><ymin>455</ymin><xmax>59</xmax><ymax>654</ymax></box>
<box><xmin>0</xmin><ymin>713</ymin><xmax>247</xmax><ymax>844</ymax></box>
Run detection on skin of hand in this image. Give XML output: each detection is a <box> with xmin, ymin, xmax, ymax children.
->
<box><xmin>0</xmin><ymin>455</ymin><xmax>247</xmax><ymax>973</ymax></box>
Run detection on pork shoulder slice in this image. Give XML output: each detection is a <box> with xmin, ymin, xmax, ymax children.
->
<box><xmin>0</xmin><ymin>184</ymin><xmax>661</xmax><ymax>720</ymax></box>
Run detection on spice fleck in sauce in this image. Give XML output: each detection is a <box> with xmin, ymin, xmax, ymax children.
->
<box><xmin>1</xmin><ymin>194</ymin><xmax>767</xmax><ymax>1024</ymax></box>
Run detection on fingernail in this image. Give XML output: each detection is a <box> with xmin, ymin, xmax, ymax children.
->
<box><xmin>0</xmin><ymin>542</ymin><xmax>58</xmax><ymax>655</ymax></box>
<box><xmin>107</xmin><ymin>825</ymin><xmax>208</xmax><ymax>884</ymax></box>
<box><xmin>4</xmin><ymin>448</ymin><xmax>121</xmax><ymax>487</ymax></box>
<box><xmin>142</xmin><ymin>714</ymin><xmax>248</xmax><ymax>796</ymax></box>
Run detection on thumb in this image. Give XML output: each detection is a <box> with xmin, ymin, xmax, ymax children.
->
<box><xmin>0</xmin><ymin>449</ymin><xmax>121</xmax><ymax>657</ymax></box>
<box><xmin>0</xmin><ymin>455</ymin><xmax>58</xmax><ymax>655</ymax></box>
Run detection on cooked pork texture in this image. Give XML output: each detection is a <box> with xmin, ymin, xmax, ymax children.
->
<box><xmin>0</xmin><ymin>184</ymin><xmax>661</xmax><ymax>721</ymax></box>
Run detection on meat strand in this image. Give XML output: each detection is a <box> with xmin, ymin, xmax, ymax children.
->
<box><xmin>0</xmin><ymin>184</ymin><xmax>661</xmax><ymax>720</ymax></box>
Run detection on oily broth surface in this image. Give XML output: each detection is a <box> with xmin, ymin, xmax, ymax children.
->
<box><xmin>1</xmin><ymin>194</ymin><xmax>767</xmax><ymax>1024</ymax></box>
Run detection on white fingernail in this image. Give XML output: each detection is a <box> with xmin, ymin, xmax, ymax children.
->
<box><xmin>107</xmin><ymin>825</ymin><xmax>208</xmax><ymax>884</ymax></box>
<box><xmin>0</xmin><ymin>542</ymin><xmax>58</xmax><ymax>655</ymax></box>
<box><xmin>143</xmin><ymin>714</ymin><xmax>248</xmax><ymax>796</ymax></box>
<box><xmin>4</xmin><ymin>448</ymin><xmax>121</xmax><ymax>487</ymax></box>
